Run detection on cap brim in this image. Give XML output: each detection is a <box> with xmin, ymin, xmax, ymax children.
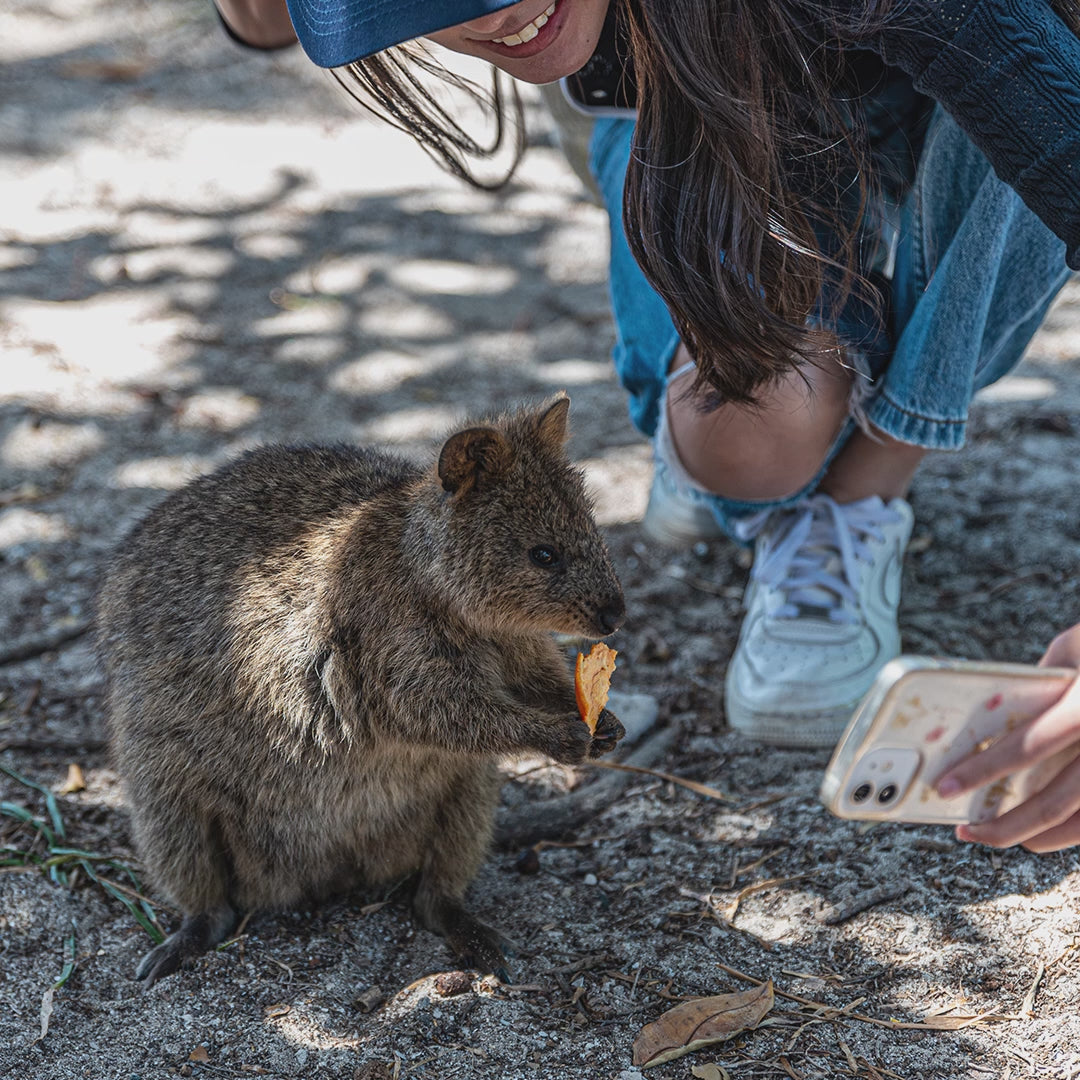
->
<box><xmin>285</xmin><ymin>0</ymin><xmax>522</xmax><ymax>67</ymax></box>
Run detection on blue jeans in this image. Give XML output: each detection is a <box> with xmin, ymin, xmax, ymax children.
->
<box><xmin>589</xmin><ymin>104</ymin><xmax>1073</xmax><ymax>535</ymax></box>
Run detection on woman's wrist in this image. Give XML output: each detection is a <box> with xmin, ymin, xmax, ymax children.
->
<box><xmin>213</xmin><ymin>0</ymin><xmax>298</xmax><ymax>50</ymax></box>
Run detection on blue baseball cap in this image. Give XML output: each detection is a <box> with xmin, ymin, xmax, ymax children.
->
<box><xmin>284</xmin><ymin>0</ymin><xmax>522</xmax><ymax>67</ymax></box>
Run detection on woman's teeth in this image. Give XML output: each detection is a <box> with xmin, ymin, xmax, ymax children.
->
<box><xmin>493</xmin><ymin>3</ymin><xmax>557</xmax><ymax>45</ymax></box>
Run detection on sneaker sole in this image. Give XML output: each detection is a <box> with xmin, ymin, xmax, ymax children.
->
<box><xmin>725</xmin><ymin>695</ymin><xmax>857</xmax><ymax>749</ymax></box>
<box><xmin>640</xmin><ymin>484</ymin><xmax>724</xmax><ymax>547</ymax></box>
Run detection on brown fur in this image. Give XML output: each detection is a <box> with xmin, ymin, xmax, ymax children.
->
<box><xmin>96</xmin><ymin>396</ymin><xmax>625</xmax><ymax>986</ymax></box>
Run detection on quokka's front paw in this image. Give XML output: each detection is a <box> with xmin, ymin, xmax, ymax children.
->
<box><xmin>587</xmin><ymin>708</ymin><xmax>625</xmax><ymax>758</ymax></box>
<box><xmin>539</xmin><ymin>712</ymin><xmax>595</xmax><ymax>765</ymax></box>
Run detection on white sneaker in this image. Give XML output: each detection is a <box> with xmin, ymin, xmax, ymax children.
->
<box><xmin>724</xmin><ymin>493</ymin><xmax>914</xmax><ymax>748</ymax></box>
<box><xmin>640</xmin><ymin>455</ymin><xmax>725</xmax><ymax>546</ymax></box>
<box><xmin>640</xmin><ymin>373</ymin><xmax>724</xmax><ymax>547</ymax></box>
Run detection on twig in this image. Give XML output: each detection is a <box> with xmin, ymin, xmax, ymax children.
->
<box><xmin>21</xmin><ymin>682</ymin><xmax>41</xmax><ymax>716</ymax></box>
<box><xmin>540</xmin><ymin>953</ymin><xmax>610</xmax><ymax>977</ymax></box>
<box><xmin>0</xmin><ymin>619</ymin><xmax>92</xmax><ymax>667</ymax></box>
<box><xmin>0</xmin><ymin>738</ymin><xmax>107</xmax><ymax>755</ymax></box>
<box><xmin>495</xmin><ymin>728</ymin><xmax>675</xmax><ymax>848</ymax></box>
<box><xmin>777</xmin><ymin>1055</ymin><xmax>803</xmax><ymax>1079</ymax></box>
<box><xmin>823</xmin><ymin>881</ymin><xmax>913</xmax><ymax>925</ymax></box>
<box><xmin>862</xmin><ymin>1060</ymin><xmax>906</xmax><ymax>1080</ymax></box>
<box><xmin>736</xmin><ymin>793</ymin><xmax>788</xmax><ymax>814</ymax></box>
<box><xmin>838</xmin><ymin>1037</ymin><xmax>859</xmax><ymax>1074</ymax></box>
<box><xmin>714</xmin><ymin>960</ymin><xmax>1015</xmax><ymax>1032</ymax></box>
<box><xmin>664</xmin><ymin>568</ymin><xmax>742</xmax><ymax>599</ymax></box>
<box><xmin>587</xmin><ymin>758</ymin><xmax>732</xmax><ymax>802</ymax></box>
<box><xmin>533</xmin><ymin>835</ymin><xmax>615</xmax><ymax>852</ymax></box>
<box><xmin>723</xmin><ymin>873</ymin><xmax>812</xmax><ymax>923</ymax></box>
<box><xmin>676</xmin><ymin>886</ymin><xmax>779</xmax><ymax>952</ymax></box>
<box><xmin>1021</xmin><ymin>961</ymin><xmax>1046</xmax><ymax>1016</ymax></box>
<box><xmin>732</xmin><ymin>846</ymin><xmax>788</xmax><ymax>886</ymax></box>
<box><xmin>94</xmin><ymin>872</ymin><xmax>177</xmax><ymax>917</ymax></box>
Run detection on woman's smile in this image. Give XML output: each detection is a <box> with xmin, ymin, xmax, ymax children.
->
<box><xmin>426</xmin><ymin>0</ymin><xmax>610</xmax><ymax>84</ymax></box>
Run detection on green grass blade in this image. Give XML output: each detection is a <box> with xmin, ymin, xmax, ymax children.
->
<box><xmin>0</xmin><ymin>800</ymin><xmax>56</xmax><ymax>847</ymax></box>
<box><xmin>2</xmin><ymin>769</ymin><xmax>163</xmax><ymax>942</ymax></box>
<box><xmin>0</xmin><ymin>765</ymin><xmax>66</xmax><ymax>841</ymax></box>
<box><xmin>53</xmin><ymin>923</ymin><xmax>77</xmax><ymax>990</ymax></box>
<box><xmin>78</xmin><ymin>859</ymin><xmax>165</xmax><ymax>944</ymax></box>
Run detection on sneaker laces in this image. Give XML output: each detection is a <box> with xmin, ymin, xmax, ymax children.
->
<box><xmin>734</xmin><ymin>494</ymin><xmax>901</xmax><ymax>625</ymax></box>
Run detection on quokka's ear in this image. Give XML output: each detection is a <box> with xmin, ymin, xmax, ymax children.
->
<box><xmin>536</xmin><ymin>393</ymin><xmax>570</xmax><ymax>448</ymax></box>
<box><xmin>438</xmin><ymin>426</ymin><xmax>513</xmax><ymax>495</ymax></box>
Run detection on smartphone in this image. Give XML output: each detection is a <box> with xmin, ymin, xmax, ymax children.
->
<box><xmin>820</xmin><ymin>656</ymin><xmax>1077</xmax><ymax>825</ymax></box>
<box><xmin>559</xmin><ymin>4</ymin><xmax>637</xmax><ymax>117</ymax></box>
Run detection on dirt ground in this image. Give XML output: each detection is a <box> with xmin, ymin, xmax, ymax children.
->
<box><xmin>4</xmin><ymin>2</ymin><xmax>1080</xmax><ymax>1078</ymax></box>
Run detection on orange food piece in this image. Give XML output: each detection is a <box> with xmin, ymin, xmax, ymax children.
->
<box><xmin>574</xmin><ymin>642</ymin><xmax>618</xmax><ymax>734</ymax></box>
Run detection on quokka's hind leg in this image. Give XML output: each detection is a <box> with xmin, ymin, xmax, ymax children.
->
<box><xmin>136</xmin><ymin>907</ymin><xmax>238</xmax><ymax>988</ymax></box>
<box><xmin>411</xmin><ymin>767</ymin><xmax>515</xmax><ymax>981</ymax></box>
<box><xmin>129</xmin><ymin>802</ymin><xmax>239</xmax><ymax>987</ymax></box>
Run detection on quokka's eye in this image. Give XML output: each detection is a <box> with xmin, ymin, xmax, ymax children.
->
<box><xmin>529</xmin><ymin>545</ymin><xmax>562</xmax><ymax>568</ymax></box>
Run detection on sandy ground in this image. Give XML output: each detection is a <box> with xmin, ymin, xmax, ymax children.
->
<box><xmin>3</xmin><ymin>2</ymin><xmax>1080</xmax><ymax>1078</ymax></box>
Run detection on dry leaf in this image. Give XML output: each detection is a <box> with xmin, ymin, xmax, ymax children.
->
<box><xmin>263</xmin><ymin>1003</ymin><xmax>291</xmax><ymax>1019</ymax></box>
<box><xmin>188</xmin><ymin>1045</ymin><xmax>211</xmax><ymax>1062</ymax></box>
<box><xmin>59</xmin><ymin>59</ymin><xmax>149</xmax><ymax>82</ymax></box>
<box><xmin>917</xmin><ymin>1011</ymin><xmax>1013</xmax><ymax>1030</ymax></box>
<box><xmin>58</xmin><ymin>763</ymin><xmax>85</xmax><ymax>795</ymax></box>
<box><xmin>38</xmin><ymin>986</ymin><xmax>55</xmax><ymax>1042</ymax></box>
<box><xmin>574</xmin><ymin>642</ymin><xmax>617</xmax><ymax>734</ymax></box>
<box><xmin>632</xmin><ymin>980</ymin><xmax>774</xmax><ymax>1068</ymax></box>
<box><xmin>692</xmin><ymin>1065</ymin><xmax>732</xmax><ymax>1080</ymax></box>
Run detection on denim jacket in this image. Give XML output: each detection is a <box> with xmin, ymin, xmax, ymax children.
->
<box><xmin>863</xmin><ymin>0</ymin><xmax>1080</xmax><ymax>268</ymax></box>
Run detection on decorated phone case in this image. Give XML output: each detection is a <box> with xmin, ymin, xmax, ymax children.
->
<box><xmin>820</xmin><ymin>657</ymin><xmax>1078</xmax><ymax>825</ymax></box>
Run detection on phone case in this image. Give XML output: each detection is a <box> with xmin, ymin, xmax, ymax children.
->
<box><xmin>559</xmin><ymin>76</ymin><xmax>637</xmax><ymax>118</ymax></box>
<box><xmin>558</xmin><ymin>5</ymin><xmax>637</xmax><ymax>118</ymax></box>
<box><xmin>820</xmin><ymin>657</ymin><xmax>1077</xmax><ymax>825</ymax></box>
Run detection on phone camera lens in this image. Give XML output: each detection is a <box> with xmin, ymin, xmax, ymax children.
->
<box><xmin>851</xmin><ymin>783</ymin><xmax>873</xmax><ymax>804</ymax></box>
<box><xmin>877</xmin><ymin>783</ymin><xmax>898</xmax><ymax>804</ymax></box>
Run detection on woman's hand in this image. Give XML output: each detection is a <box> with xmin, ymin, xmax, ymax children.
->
<box><xmin>215</xmin><ymin>0</ymin><xmax>297</xmax><ymax>49</ymax></box>
<box><xmin>935</xmin><ymin>625</ymin><xmax>1080</xmax><ymax>852</ymax></box>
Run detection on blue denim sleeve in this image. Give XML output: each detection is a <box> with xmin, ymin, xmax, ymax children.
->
<box><xmin>588</xmin><ymin>118</ymin><xmax>682</xmax><ymax>438</ymax></box>
<box><xmin>873</xmin><ymin>0</ymin><xmax>1080</xmax><ymax>269</ymax></box>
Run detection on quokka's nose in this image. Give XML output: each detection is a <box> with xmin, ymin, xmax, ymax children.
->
<box><xmin>595</xmin><ymin>597</ymin><xmax>626</xmax><ymax>636</ymax></box>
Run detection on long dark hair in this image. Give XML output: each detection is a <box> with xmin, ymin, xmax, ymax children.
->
<box><xmin>623</xmin><ymin>0</ymin><xmax>894</xmax><ymax>406</ymax></box>
<box><xmin>334</xmin><ymin>41</ymin><xmax>526</xmax><ymax>190</ymax></box>
<box><xmin>339</xmin><ymin>1</ymin><xmax>895</xmax><ymax>404</ymax></box>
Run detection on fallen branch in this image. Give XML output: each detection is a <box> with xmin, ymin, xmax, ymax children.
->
<box><xmin>722</xmin><ymin>874</ymin><xmax>812</xmax><ymax>923</ymax></box>
<box><xmin>495</xmin><ymin>727</ymin><xmax>675</xmax><ymax>849</ymax></box>
<box><xmin>0</xmin><ymin>619</ymin><xmax>92</xmax><ymax>667</ymax></box>
<box><xmin>714</xmin><ymin>960</ymin><xmax>1016</xmax><ymax>1032</ymax></box>
<box><xmin>822</xmin><ymin>881</ymin><xmax>913</xmax><ymax>926</ymax></box>
<box><xmin>0</xmin><ymin>738</ymin><xmax>107</xmax><ymax>755</ymax></box>
<box><xmin>587</xmin><ymin>758</ymin><xmax>732</xmax><ymax>802</ymax></box>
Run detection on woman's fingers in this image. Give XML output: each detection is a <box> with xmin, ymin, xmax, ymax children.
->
<box><xmin>1040</xmin><ymin>624</ymin><xmax>1080</xmax><ymax>669</ymax></box>
<box><xmin>936</xmin><ymin>671</ymin><xmax>1080</xmax><ymax>798</ymax></box>
<box><xmin>943</xmin><ymin>628</ymin><xmax>1080</xmax><ymax>851</ymax></box>
<box><xmin>1018</xmin><ymin>811</ymin><xmax>1080</xmax><ymax>854</ymax></box>
<box><xmin>956</xmin><ymin>751</ymin><xmax>1080</xmax><ymax>849</ymax></box>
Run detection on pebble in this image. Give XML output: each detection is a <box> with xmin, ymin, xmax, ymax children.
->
<box><xmin>605</xmin><ymin>691</ymin><xmax>659</xmax><ymax>744</ymax></box>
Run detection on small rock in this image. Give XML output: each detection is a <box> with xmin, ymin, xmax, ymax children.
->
<box><xmin>583</xmin><ymin>873</ymin><xmax>598</xmax><ymax>886</ymax></box>
<box><xmin>514</xmin><ymin>848</ymin><xmax>541</xmax><ymax>874</ymax></box>
<box><xmin>353</xmin><ymin>987</ymin><xmax>385</xmax><ymax>1013</ymax></box>
<box><xmin>353</xmin><ymin>1065</ymin><xmax>392</xmax><ymax>1080</ymax></box>
<box><xmin>605</xmin><ymin>691</ymin><xmax>659</xmax><ymax>744</ymax></box>
<box><xmin>433</xmin><ymin>970</ymin><xmax>473</xmax><ymax>997</ymax></box>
